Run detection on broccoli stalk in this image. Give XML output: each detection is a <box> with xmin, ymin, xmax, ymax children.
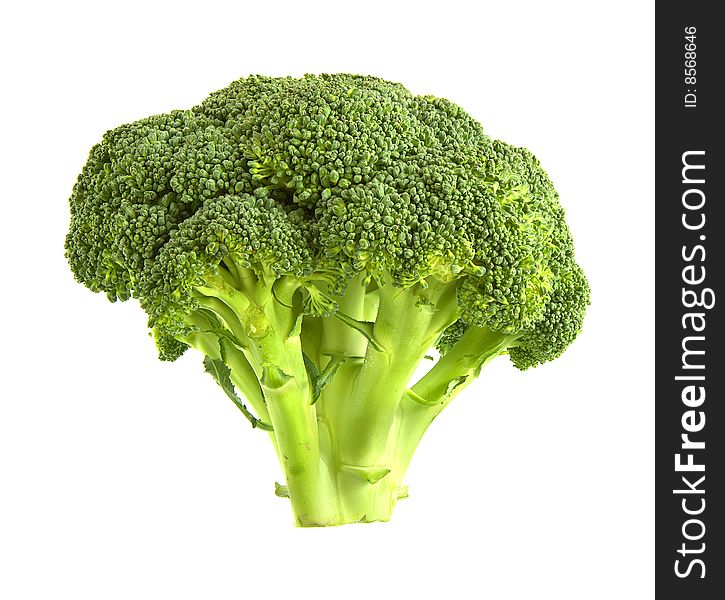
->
<box><xmin>176</xmin><ymin>267</ymin><xmax>446</xmax><ymax>524</ymax></box>
<box><xmin>177</xmin><ymin>264</ymin><xmax>514</xmax><ymax>525</ymax></box>
<box><xmin>66</xmin><ymin>74</ymin><xmax>590</xmax><ymax>526</ymax></box>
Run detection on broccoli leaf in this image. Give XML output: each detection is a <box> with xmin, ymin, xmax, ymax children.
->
<box><xmin>203</xmin><ymin>356</ymin><xmax>273</xmax><ymax>431</ymax></box>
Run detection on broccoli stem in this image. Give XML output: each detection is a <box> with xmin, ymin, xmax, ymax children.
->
<box><xmin>330</xmin><ymin>282</ymin><xmax>432</xmax><ymax>464</ymax></box>
<box><xmin>335</xmin><ymin>462</ymin><xmax>400</xmax><ymax>523</ymax></box>
<box><xmin>223</xmin><ymin>344</ymin><xmax>272</xmax><ymax>427</ymax></box>
<box><xmin>191</xmin><ymin>268</ymin><xmax>517</xmax><ymax>526</ymax></box>
<box><xmin>256</xmin><ymin>353</ymin><xmax>336</xmax><ymax>526</ymax></box>
<box><xmin>309</xmin><ymin>280</ymin><xmax>456</xmax><ymax>523</ymax></box>
<box><xmin>330</xmin><ymin>280</ymin><xmax>457</xmax><ymax>463</ymax></box>
<box><xmin>192</xmin><ymin>273</ymin><xmax>338</xmax><ymax>525</ymax></box>
<box><xmin>188</xmin><ymin>296</ymin><xmax>273</xmax><ymax>428</ymax></box>
<box><xmin>392</xmin><ymin>326</ymin><xmax>516</xmax><ymax>484</ymax></box>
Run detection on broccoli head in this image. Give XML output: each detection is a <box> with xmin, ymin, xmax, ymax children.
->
<box><xmin>66</xmin><ymin>74</ymin><xmax>590</xmax><ymax>526</ymax></box>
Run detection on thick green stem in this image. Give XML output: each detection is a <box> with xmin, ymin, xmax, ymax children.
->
<box><xmin>335</xmin><ymin>462</ymin><xmax>400</xmax><ymax>523</ymax></box>
<box><xmin>195</xmin><ymin>272</ymin><xmax>337</xmax><ymax>525</ymax></box>
<box><xmin>313</xmin><ymin>276</ymin><xmax>369</xmax><ymax>521</ymax></box>
<box><xmin>188</xmin><ymin>266</ymin><xmax>514</xmax><ymax>525</ymax></box>
<box><xmin>239</xmin><ymin>303</ymin><xmax>336</xmax><ymax>526</ymax></box>
<box><xmin>261</xmin><ymin>356</ymin><xmax>336</xmax><ymax>526</ymax></box>
<box><xmin>328</xmin><ymin>280</ymin><xmax>458</xmax><ymax>485</ymax></box>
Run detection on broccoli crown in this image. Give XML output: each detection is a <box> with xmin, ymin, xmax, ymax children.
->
<box><xmin>66</xmin><ymin>74</ymin><xmax>589</xmax><ymax>368</ymax></box>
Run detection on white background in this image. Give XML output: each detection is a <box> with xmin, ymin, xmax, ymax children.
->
<box><xmin>0</xmin><ymin>1</ymin><xmax>653</xmax><ymax>598</ymax></box>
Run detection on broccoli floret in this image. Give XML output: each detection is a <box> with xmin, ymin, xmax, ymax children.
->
<box><xmin>65</xmin><ymin>74</ymin><xmax>590</xmax><ymax>526</ymax></box>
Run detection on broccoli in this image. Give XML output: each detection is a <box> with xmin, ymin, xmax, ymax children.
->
<box><xmin>65</xmin><ymin>74</ymin><xmax>590</xmax><ymax>526</ymax></box>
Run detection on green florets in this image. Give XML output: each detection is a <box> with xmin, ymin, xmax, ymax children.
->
<box><xmin>509</xmin><ymin>262</ymin><xmax>591</xmax><ymax>369</ymax></box>
<box><xmin>65</xmin><ymin>73</ymin><xmax>589</xmax><ymax>367</ymax></box>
